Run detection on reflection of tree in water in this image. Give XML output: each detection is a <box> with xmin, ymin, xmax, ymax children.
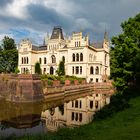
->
<box><xmin>0</xmin><ymin>122</ymin><xmax>10</xmax><ymax>130</ymax></box>
<box><xmin>58</xmin><ymin>104</ymin><xmax>64</xmax><ymax>115</ymax></box>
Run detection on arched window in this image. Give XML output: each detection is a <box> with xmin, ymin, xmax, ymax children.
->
<box><xmin>76</xmin><ymin>53</ymin><xmax>79</xmax><ymax>61</ymax></box>
<box><xmin>27</xmin><ymin>57</ymin><xmax>28</xmax><ymax>64</ymax></box>
<box><xmin>39</xmin><ymin>58</ymin><xmax>42</xmax><ymax>64</ymax></box>
<box><xmin>51</xmin><ymin>55</ymin><xmax>56</xmax><ymax>63</ymax></box>
<box><xmin>90</xmin><ymin>66</ymin><xmax>94</xmax><ymax>74</ymax></box>
<box><xmin>50</xmin><ymin>66</ymin><xmax>54</xmax><ymax>75</ymax></box>
<box><xmin>44</xmin><ymin>57</ymin><xmax>47</xmax><ymax>64</ymax></box>
<box><xmin>72</xmin><ymin>54</ymin><xmax>75</xmax><ymax>62</ymax></box>
<box><xmin>62</xmin><ymin>56</ymin><xmax>65</xmax><ymax>63</ymax></box>
<box><xmin>95</xmin><ymin>66</ymin><xmax>99</xmax><ymax>75</ymax></box>
<box><xmin>80</xmin><ymin>53</ymin><xmax>83</xmax><ymax>61</ymax></box>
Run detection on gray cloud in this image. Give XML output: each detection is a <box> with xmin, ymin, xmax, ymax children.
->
<box><xmin>26</xmin><ymin>4</ymin><xmax>73</xmax><ymax>31</ymax></box>
<box><xmin>0</xmin><ymin>0</ymin><xmax>14</xmax><ymax>7</ymax></box>
<box><xmin>0</xmin><ymin>0</ymin><xmax>140</xmax><ymax>43</ymax></box>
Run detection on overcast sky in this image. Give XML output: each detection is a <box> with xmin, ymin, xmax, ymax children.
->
<box><xmin>0</xmin><ymin>0</ymin><xmax>140</xmax><ymax>44</ymax></box>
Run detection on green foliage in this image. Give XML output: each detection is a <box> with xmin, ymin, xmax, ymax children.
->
<box><xmin>41</xmin><ymin>74</ymin><xmax>85</xmax><ymax>85</ymax></box>
<box><xmin>14</xmin><ymin>67</ymin><xmax>20</xmax><ymax>74</ymax></box>
<box><xmin>47</xmin><ymin>79</ymin><xmax>53</xmax><ymax>86</ymax></box>
<box><xmin>1</xmin><ymin>36</ymin><xmax>16</xmax><ymax>50</ymax></box>
<box><xmin>0</xmin><ymin>36</ymin><xmax>17</xmax><ymax>73</ymax></box>
<box><xmin>111</xmin><ymin>13</ymin><xmax>140</xmax><ymax>91</ymax></box>
<box><xmin>94</xmin><ymin>93</ymin><xmax>130</xmax><ymax>120</ymax></box>
<box><xmin>35</xmin><ymin>62</ymin><xmax>41</xmax><ymax>74</ymax></box>
<box><xmin>0</xmin><ymin>49</ymin><xmax>18</xmax><ymax>73</ymax></box>
<box><xmin>56</xmin><ymin>60</ymin><xmax>65</xmax><ymax>76</ymax></box>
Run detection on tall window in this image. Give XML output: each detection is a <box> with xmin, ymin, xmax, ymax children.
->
<box><xmin>79</xmin><ymin>113</ymin><xmax>82</xmax><ymax>122</ymax></box>
<box><xmin>72</xmin><ymin>54</ymin><xmax>75</xmax><ymax>62</ymax></box>
<box><xmin>51</xmin><ymin>55</ymin><xmax>56</xmax><ymax>63</ymax></box>
<box><xmin>22</xmin><ymin>57</ymin><xmax>23</xmax><ymax>64</ymax></box>
<box><xmin>44</xmin><ymin>57</ymin><xmax>47</xmax><ymax>64</ymax></box>
<box><xmin>75</xmin><ymin>100</ymin><xmax>78</xmax><ymax>108</ymax></box>
<box><xmin>95</xmin><ymin>66</ymin><xmax>99</xmax><ymax>75</ymax></box>
<box><xmin>50</xmin><ymin>67</ymin><xmax>54</xmax><ymax>75</ymax></box>
<box><xmin>90</xmin><ymin>66</ymin><xmax>94</xmax><ymax>74</ymax></box>
<box><xmin>76</xmin><ymin>66</ymin><xmax>79</xmax><ymax>74</ymax></box>
<box><xmin>90</xmin><ymin>101</ymin><xmax>93</xmax><ymax>109</ymax></box>
<box><xmin>72</xmin><ymin>101</ymin><xmax>74</xmax><ymax>107</ymax></box>
<box><xmin>80</xmin><ymin>66</ymin><xmax>82</xmax><ymax>74</ymax></box>
<box><xmin>95</xmin><ymin>101</ymin><xmax>99</xmax><ymax>109</ymax></box>
<box><xmin>62</xmin><ymin>56</ymin><xmax>65</xmax><ymax>63</ymax></box>
<box><xmin>72</xmin><ymin>66</ymin><xmax>74</xmax><ymax>74</ymax></box>
<box><xmin>39</xmin><ymin>58</ymin><xmax>42</xmax><ymax>64</ymax></box>
<box><xmin>71</xmin><ymin>112</ymin><xmax>74</xmax><ymax>120</ymax></box>
<box><xmin>24</xmin><ymin>57</ymin><xmax>26</xmax><ymax>64</ymax></box>
<box><xmin>76</xmin><ymin>53</ymin><xmax>79</xmax><ymax>61</ymax></box>
<box><xmin>80</xmin><ymin>100</ymin><xmax>82</xmax><ymax>108</ymax></box>
<box><xmin>27</xmin><ymin>57</ymin><xmax>29</xmax><ymax>64</ymax></box>
<box><xmin>80</xmin><ymin>53</ymin><xmax>83</xmax><ymax>61</ymax></box>
<box><xmin>105</xmin><ymin>54</ymin><xmax>107</xmax><ymax>65</ymax></box>
<box><xmin>77</xmin><ymin>42</ymin><xmax>79</xmax><ymax>47</ymax></box>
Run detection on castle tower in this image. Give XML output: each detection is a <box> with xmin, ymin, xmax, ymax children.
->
<box><xmin>50</xmin><ymin>26</ymin><xmax>64</xmax><ymax>40</ymax></box>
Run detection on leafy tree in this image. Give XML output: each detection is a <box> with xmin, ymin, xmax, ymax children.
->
<box><xmin>0</xmin><ymin>36</ymin><xmax>18</xmax><ymax>73</ymax></box>
<box><xmin>110</xmin><ymin>13</ymin><xmax>140</xmax><ymax>92</ymax></box>
<box><xmin>35</xmin><ymin>62</ymin><xmax>41</xmax><ymax>74</ymax></box>
<box><xmin>56</xmin><ymin>60</ymin><xmax>65</xmax><ymax>76</ymax></box>
<box><xmin>2</xmin><ymin>36</ymin><xmax>16</xmax><ymax>50</ymax></box>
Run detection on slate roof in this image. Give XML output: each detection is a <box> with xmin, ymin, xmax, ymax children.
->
<box><xmin>92</xmin><ymin>41</ymin><xmax>103</xmax><ymax>49</ymax></box>
<box><xmin>50</xmin><ymin>26</ymin><xmax>64</xmax><ymax>40</ymax></box>
<box><xmin>32</xmin><ymin>45</ymin><xmax>47</xmax><ymax>51</ymax></box>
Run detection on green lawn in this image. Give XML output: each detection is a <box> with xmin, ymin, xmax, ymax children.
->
<box><xmin>4</xmin><ymin>96</ymin><xmax>140</xmax><ymax>140</ymax></box>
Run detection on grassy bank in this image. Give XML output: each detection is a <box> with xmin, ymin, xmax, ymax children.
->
<box><xmin>3</xmin><ymin>95</ymin><xmax>140</xmax><ymax>140</ymax></box>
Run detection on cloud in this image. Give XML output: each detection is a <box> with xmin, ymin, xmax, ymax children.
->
<box><xmin>0</xmin><ymin>0</ymin><xmax>140</xmax><ymax>43</ymax></box>
<box><xmin>26</xmin><ymin>4</ymin><xmax>73</xmax><ymax>30</ymax></box>
<box><xmin>0</xmin><ymin>0</ymin><xmax>14</xmax><ymax>7</ymax></box>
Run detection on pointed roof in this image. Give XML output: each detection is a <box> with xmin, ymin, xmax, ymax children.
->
<box><xmin>104</xmin><ymin>31</ymin><xmax>108</xmax><ymax>42</ymax></box>
<box><xmin>50</xmin><ymin>26</ymin><xmax>64</xmax><ymax>40</ymax></box>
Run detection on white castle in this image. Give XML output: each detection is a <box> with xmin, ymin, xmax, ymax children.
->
<box><xmin>18</xmin><ymin>26</ymin><xmax>110</xmax><ymax>83</ymax></box>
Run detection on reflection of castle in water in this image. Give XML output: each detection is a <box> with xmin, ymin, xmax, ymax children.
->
<box><xmin>41</xmin><ymin>93</ymin><xmax>110</xmax><ymax>131</ymax></box>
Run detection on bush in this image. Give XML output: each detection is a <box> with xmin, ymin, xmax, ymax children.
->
<box><xmin>35</xmin><ymin>62</ymin><xmax>41</xmax><ymax>74</ymax></box>
<box><xmin>47</xmin><ymin>79</ymin><xmax>53</xmax><ymax>86</ymax></box>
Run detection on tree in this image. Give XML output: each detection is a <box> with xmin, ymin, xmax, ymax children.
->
<box><xmin>0</xmin><ymin>36</ymin><xmax>18</xmax><ymax>73</ymax></box>
<box><xmin>35</xmin><ymin>62</ymin><xmax>41</xmax><ymax>74</ymax></box>
<box><xmin>56</xmin><ymin>60</ymin><xmax>65</xmax><ymax>76</ymax></box>
<box><xmin>2</xmin><ymin>36</ymin><xmax>16</xmax><ymax>50</ymax></box>
<box><xmin>110</xmin><ymin>13</ymin><xmax>140</xmax><ymax>92</ymax></box>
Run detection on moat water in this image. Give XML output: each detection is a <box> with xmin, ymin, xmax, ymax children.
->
<box><xmin>0</xmin><ymin>93</ymin><xmax>108</xmax><ymax>138</ymax></box>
